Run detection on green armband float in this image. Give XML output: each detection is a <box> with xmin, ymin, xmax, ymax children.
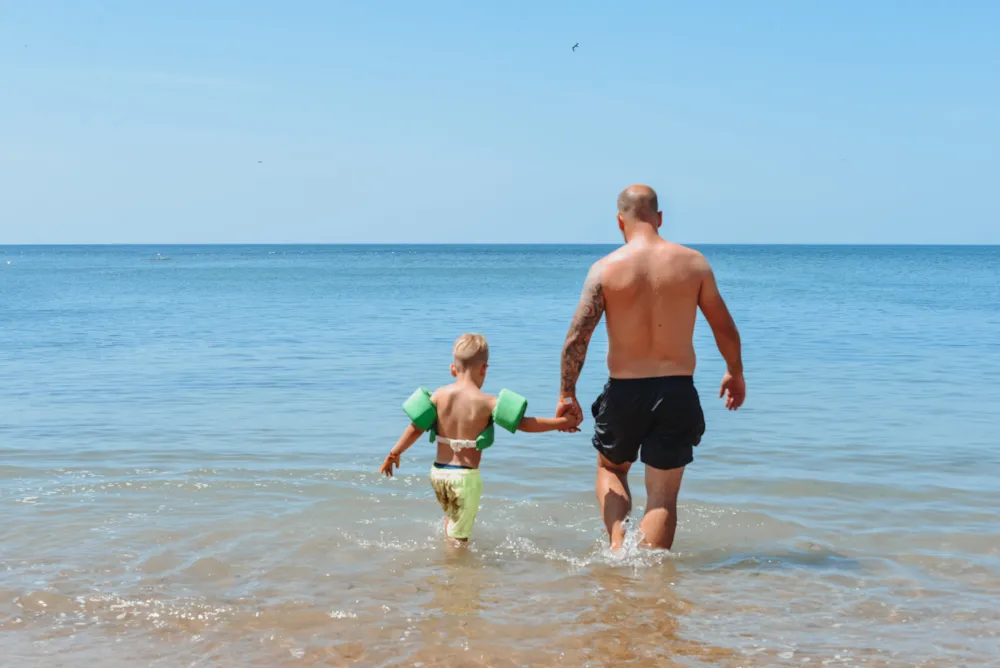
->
<box><xmin>402</xmin><ymin>387</ymin><xmax>437</xmax><ymax>442</ymax></box>
<box><xmin>493</xmin><ymin>389</ymin><xmax>528</xmax><ymax>434</ymax></box>
<box><xmin>475</xmin><ymin>390</ymin><xmax>527</xmax><ymax>451</ymax></box>
<box><xmin>476</xmin><ymin>422</ymin><xmax>495</xmax><ymax>451</ymax></box>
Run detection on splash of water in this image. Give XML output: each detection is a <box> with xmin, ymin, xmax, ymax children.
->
<box><xmin>592</xmin><ymin>517</ymin><xmax>676</xmax><ymax>570</ymax></box>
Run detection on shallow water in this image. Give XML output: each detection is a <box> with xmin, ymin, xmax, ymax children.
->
<box><xmin>1</xmin><ymin>244</ymin><xmax>999</xmax><ymax>666</ymax></box>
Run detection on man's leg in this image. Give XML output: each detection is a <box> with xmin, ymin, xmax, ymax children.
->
<box><xmin>596</xmin><ymin>453</ymin><xmax>632</xmax><ymax>550</ymax></box>
<box><xmin>639</xmin><ymin>464</ymin><xmax>685</xmax><ymax>550</ymax></box>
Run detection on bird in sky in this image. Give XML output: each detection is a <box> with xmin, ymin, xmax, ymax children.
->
<box><xmin>572</xmin><ymin>43</ymin><xmax>579</xmax><ymax>51</ymax></box>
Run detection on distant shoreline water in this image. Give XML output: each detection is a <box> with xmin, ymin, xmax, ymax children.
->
<box><xmin>2</xmin><ymin>244</ymin><xmax>998</xmax><ymax>665</ymax></box>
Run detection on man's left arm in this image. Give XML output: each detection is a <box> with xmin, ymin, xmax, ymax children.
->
<box><xmin>558</xmin><ymin>262</ymin><xmax>605</xmax><ymax>420</ymax></box>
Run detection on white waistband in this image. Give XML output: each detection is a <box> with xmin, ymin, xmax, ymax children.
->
<box><xmin>437</xmin><ymin>436</ymin><xmax>477</xmax><ymax>451</ymax></box>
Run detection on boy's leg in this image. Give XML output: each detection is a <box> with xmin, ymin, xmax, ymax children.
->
<box><xmin>443</xmin><ymin>503</ymin><xmax>464</xmax><ymax>541</ymax></box>
<box><xmin>445</xmin><ymin>514</ymin><xmax>468</xmax><ymax>543</ymax></box>
<box><xmin>596</xmin><ymin>453</ymin><xmax>632</xmax><ymax>551</ymax></box>
<box><xmin>445</xmin><ymin>471</ymin><xmax>482</xmax><ymax>541</ymax></box>
<box><xmin>431</xmin><ymin>468</ymin><xmax>462</xmax><ymax>540</ymax></box>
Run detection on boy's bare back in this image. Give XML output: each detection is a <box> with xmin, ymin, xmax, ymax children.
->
<box><xmin>430</xmin><ymin>383</ymin><xmax>495</xmax><ymax>468</ymax></box>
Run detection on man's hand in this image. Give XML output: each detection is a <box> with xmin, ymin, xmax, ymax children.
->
<box><xmin>379</xmin><ymin>452</ymin><xmax>401</xmax><ymax>477</ymax></box>
<box><xmin>719</xmin><ymin>371</ymin><xmax>746</xmax><ymax>411</ymax></box>
<box><xmin>556</xmin><ymin>396</ymin><xmax>583</xmax><ymax>432</ymax></box>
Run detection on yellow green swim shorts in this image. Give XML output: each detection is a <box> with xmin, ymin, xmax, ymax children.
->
<box><xmin>429</xmin><ymin>464</ymin><xmax>482</xmax><ymax>540</ymax></box>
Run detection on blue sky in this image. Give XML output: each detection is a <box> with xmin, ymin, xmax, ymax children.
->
<box><xmin>1</xmin><ymin>1</ymin><xmax>998</xmax><ymax>244</ymax></box>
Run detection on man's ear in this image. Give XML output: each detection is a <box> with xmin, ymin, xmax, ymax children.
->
<box><xmin>617</xmin><ymin>213</ymin><xmax>625</xmax><ymax>232</ymax></box>
<box><xmin>657</xmin><ymin>211</ymin><xmax>663</xmax><ymax>229</ymax></box>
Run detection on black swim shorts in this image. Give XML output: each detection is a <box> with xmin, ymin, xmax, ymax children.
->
<box><xmin>591</xmin><ymin>376</ymin><xmax>705</xmax><ymax>471</ymax></box>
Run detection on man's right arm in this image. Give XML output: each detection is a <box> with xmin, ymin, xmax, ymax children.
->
<box><xmin>558</xmin><ymin>262</ymin><xmax>605</xmax><ymax>421</ymax></box>
<box><xmin>696</xmin><ymin>257</ymin><xmax>746</xmax><ymax>409</ymax></box>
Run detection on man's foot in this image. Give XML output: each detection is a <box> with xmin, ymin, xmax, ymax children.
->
<box><xmin>609</xmin><ymin>517</ymin><xmax>630</xmax><ymax>551</ymax></box>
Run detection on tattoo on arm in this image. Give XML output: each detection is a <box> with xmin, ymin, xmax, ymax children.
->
<box><xmin>560</xmin><ymin>266</ymin><xmax>605</xmax><ymax>396</ymax></box>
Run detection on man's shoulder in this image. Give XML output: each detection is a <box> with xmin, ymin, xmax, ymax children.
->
<box><xmin>660</xmin><ymin>239</ymin><xmax>703</xmax><ymax>257</ymax></box>
<box><xmin>660</xmin><ymin>242</ymin><xmax>710</xmax><ymax>271</ymax></box>
<box><xmin>602</xmin><ymin>244</ymin><xmax>634</xmax><ymax>263</ymax></box>
<box><xmin>582</xmin><ymin>255</ymin><xmax>610</xmax><ymax>285</ymax></box>
<box><xmin>592</xmin><ymin>246</ymin><xmax>631</xmax><ymax>276</ymax></box>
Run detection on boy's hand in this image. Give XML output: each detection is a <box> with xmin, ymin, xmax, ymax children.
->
<box><xmin>556</xmin><ymin>396</ymin><xmax>583</xmax><ymax>432</ymax></box>
<box><xmin>558</xmin><ymin>416</ymin><xmax>582</xmax><ymax>432</ymax></box>
<box><xmin>379</xmin><ymin>452</ymin><xmax>401</xmax><ymax>477</ymax></box>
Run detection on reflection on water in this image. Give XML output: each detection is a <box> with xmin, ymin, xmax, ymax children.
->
<box><xmin>699</xmin><ymin>543</ymin><xmax>864</xmax><ymax>572</ymax></box>
<box><xmin>1</xmin><ymin>466</ymin><xmax>998</xmax><ymax>666</ymax></box>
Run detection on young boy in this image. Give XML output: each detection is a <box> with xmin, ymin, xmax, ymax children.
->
<box><xmin>379</xmin><ymin>333</ymin><xmax>580</xmax><ymax>542</ymax></box>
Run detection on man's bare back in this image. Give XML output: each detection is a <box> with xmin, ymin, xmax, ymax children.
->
<box><xmin>556</xmin><ymin>184</ymin><xmax>745</xmax><ymax>551</ymax></box>
<box><xmin>599</xmin><ymin>239</ymin><xmax>710</xmax><ymax>379</ymax></box>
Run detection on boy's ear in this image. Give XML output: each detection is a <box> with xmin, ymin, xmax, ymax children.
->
<box><xmin>450</xmin><ymin>363</ymin><xmax>458</xmax><ymax>377</ymax></box>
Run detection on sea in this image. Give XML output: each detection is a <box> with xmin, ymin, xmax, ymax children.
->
<box><xmin>1</xmin><ymin>244</ymin><xmax>998</xmax><ymax>667</ymax></box>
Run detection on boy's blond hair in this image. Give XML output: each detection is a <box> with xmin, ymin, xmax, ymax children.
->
<box><xmin>453</xmin><ymin>333</ymin><xmax>489</xmax><ymax>369</ymax></box>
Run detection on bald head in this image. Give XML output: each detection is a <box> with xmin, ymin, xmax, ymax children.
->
<box><xmin>617</xmin><ymin>185</ymin><xmax>659</xmax><ymax>222</ymax></box>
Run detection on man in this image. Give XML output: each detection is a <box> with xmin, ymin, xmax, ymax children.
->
<box><xmin>557</xmin><ymin>184</ymin><xmax>745</xmax><ymax>551</ymax></box>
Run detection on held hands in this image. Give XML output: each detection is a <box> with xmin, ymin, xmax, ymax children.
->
<box><xmin>719</xmin><ymin>371</ymin><xmax>746</xmax><ymax>410</ymax></box>
<box><xmin>555</xmin><ymin>396</ymin><xmax>583</xmax><ymax>432</ymax></box>
<box><xmin>379</xmin><ymin>452</ymin><xmax>401</xmax><ymax>477</ymax></box>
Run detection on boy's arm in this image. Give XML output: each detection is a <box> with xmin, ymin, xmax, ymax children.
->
<box><xmin>379</xmin><ymin>423</ymin><xmax>424</xmax><ymax>477</ymax></box>
<box><xmin>518</xmin><ymin>415</ymin><xmax>578</xmax><ymax>433</ymax></box>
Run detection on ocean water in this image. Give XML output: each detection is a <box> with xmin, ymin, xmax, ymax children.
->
<box><xmin>1</xmin><ymin>244</ymin><xmax>998</xmax><ymax>667</ymax></box>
